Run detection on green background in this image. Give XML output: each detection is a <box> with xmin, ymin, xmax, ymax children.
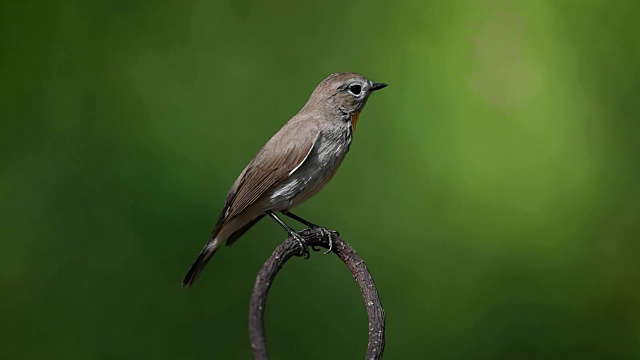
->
<box><xmin>2</xmin><ymin>0</ymin><xmax>639</xmax><ymax>359</ymax></box>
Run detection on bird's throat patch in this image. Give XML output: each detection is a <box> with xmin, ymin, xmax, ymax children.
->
<box><xmin>350</xmin><ymin>111</ymin><xmax>361</xmax><ymax>132</ymax></box>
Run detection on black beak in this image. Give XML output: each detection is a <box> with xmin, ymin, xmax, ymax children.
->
<box><xmin>370</xmin><ymin>82</ymin><xmax>388</xmax><ymax>91</ymax></box>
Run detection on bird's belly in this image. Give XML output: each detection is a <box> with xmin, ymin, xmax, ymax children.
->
<box><xmin>264</xmin><ymin>135</ymin><xmax>350</xmax><ymax>210</ymax></box>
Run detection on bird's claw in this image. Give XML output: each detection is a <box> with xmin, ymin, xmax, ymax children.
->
<box><xmin>322</xmin><ymin>229</ymin><xmax>334</xmax><ymax>255</ymax></box>
<box><xmin>298</xmin><ymin>227</ymin><xmax>321</xmax><ymax>252</ymax></box>
<box><xmin>291</xmin><ymin>231</ymin><xmax>310</xmax><ymax>259</ymax></box>
<box><xmin>292</xmin><ymin>227</ymin><xmax>338</xmax><ymax>256</ymax></box>
<box><xmin>310</xmin><ymin>227</ymin><xmax>337</xmax><ymax>254</ymax></box>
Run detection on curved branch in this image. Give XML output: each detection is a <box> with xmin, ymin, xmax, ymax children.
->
<box><xmin>249</xmin><ymin>229</ymin><xmax>386</xmax><ymax>360</ymax></box>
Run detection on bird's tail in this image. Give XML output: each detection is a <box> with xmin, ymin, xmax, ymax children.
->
<box><xmin>182</xmin><ymin>237</ymin><xmax>222</xmax><ymax>288</ymax></box>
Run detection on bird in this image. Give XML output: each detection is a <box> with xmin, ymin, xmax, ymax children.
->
<box><xmin>182</xmin><ymin>72</ymin><xmax>387</xmax><ymax>287</ymax></box>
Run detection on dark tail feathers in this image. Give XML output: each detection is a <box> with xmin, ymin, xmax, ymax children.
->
<box><xmin>182</xmin><ymin>240</ymin><xmax>220</xmax><ymax>288</ymax></box>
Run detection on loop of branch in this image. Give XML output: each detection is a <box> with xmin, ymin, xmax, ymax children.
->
<box><xmin>249</xmin><ymin>229</ymin><xmax>386</xmax><ymax>360</ymax></box>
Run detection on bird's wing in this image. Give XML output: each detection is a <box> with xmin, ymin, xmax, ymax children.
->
<box><xmin>212</xmin><ymin>120</ymin><xmax>321</xmax><ymax>237</ymax></box>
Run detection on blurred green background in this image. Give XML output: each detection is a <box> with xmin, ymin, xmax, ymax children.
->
<box><xmin>2</xmin><ymin>0</ymin><xmax>639</xmax><ymax>359</ymax></box>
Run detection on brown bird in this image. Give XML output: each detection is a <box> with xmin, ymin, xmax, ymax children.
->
<box><xmin>182</xmin><ymin>72</ymin><xmax>387</xmax><ymax>287</ymax></box>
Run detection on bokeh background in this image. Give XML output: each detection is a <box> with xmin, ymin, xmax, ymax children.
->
<box><xmin>2</xmin><ymin>0</ymin><xmax>639</xmax><ymax>359</ymax></box>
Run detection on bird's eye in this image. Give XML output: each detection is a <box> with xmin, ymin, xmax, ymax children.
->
<box><xmin>348</xmin><ymin>84</ymin><xmax>362</xmax><ymax>96</ymax></box>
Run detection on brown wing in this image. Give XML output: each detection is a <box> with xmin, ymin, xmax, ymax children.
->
<box><xmin>211</xmin><ymin>119</ymin><xmax>321</xmax><ymax>239</ymax></box>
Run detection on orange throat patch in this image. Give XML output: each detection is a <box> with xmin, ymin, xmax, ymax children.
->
<box><xmin>350</xmin><ymin>111</ymin><xmax>361</xmax><ymax>132</ymax></box>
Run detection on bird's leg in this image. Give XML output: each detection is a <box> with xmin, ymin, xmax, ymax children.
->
<box><xmin>281</xmin><ymin>211</ymin><xmax>322</xmax><ymax>252</ymax></box>
<box><xmin>281</xmin><ymin>211</ymin><xmax>338</xmax><ymax>254</ymax></box>
<box><xmin>266</xmin><ymin>210</ymin><xmax>309</xmax><ymax>258</ymax></box>
<box><xmin>281</xmin><ymin>211</ymin><xmax>318</xmax><ymax>229</ymax></box>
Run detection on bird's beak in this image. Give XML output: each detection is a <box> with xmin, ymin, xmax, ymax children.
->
<box><xmin>370</xmin><ymin>82</ymin><xmax>388</xmax><ymax>91</ymax></box>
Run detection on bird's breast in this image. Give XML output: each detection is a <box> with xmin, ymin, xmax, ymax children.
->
<box><xmin>265</xmin><ymin>124</ymin><xmax>352</xmax><ymax>210</ymax></box>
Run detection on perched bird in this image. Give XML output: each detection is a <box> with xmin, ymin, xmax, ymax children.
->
<box><xmin>182</xmin><ymin>72</ymin><xmax>387</xmax><ymax>287</ymax></box>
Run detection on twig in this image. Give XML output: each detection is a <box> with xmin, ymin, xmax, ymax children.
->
<box><xmin>249</xmin><ymin>228</ymin><xmax>386</xmax><ymax>359</ymax></box>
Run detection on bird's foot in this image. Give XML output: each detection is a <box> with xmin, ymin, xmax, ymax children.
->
<box><xmin>289</xmin><ymin>231</ymin><xmax>310</xmax><ymax>259</ymax></box>
<box><xmin>306</xmin><ymin>227</ymin><xmax>339</xmax><ymax>254</ymax></box>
